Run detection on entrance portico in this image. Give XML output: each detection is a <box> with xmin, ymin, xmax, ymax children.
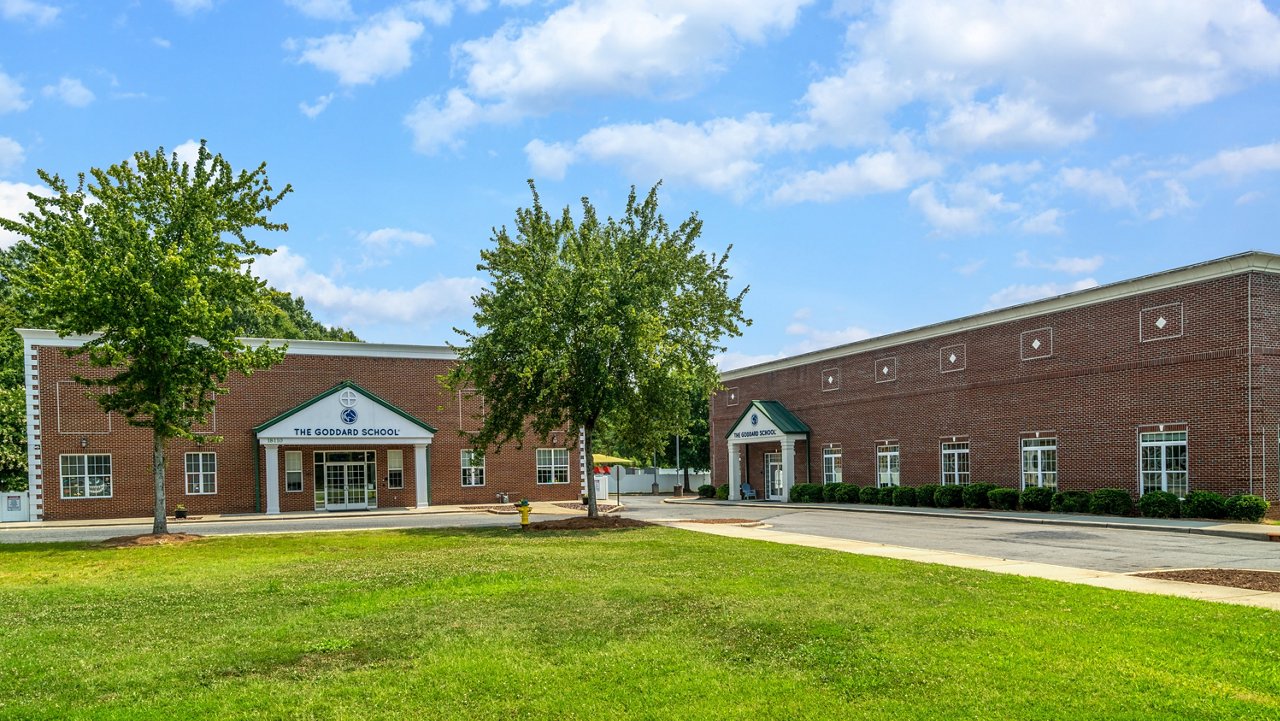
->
<box><xmin>725</xmin><ymin>400</ymin><xmax>810</xmax><ymax>501</ymax></box>
<box><xmin>253</xmin><ymin>381</ymin><xmax>437</xmax><ymax>514</ymax></box>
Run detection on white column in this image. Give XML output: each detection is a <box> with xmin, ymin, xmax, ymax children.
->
<box><xmin>264</xmin><ymin>444</ymin><xmax>280</xmax><ymax>515</ymax></box>
<box><xmin>728</xmin><ymin>444</ymin><xmax>741</xmax><ymax>500</ymax></box>
<box><xmin>414</xmin><ymin>443</ymin><xmax>429</xmax><ymax>508</ymax></box>
<box><xmin>781</xmin><ymin>437</ymin><xmax>796</xmax><ymax>502</ymax></box>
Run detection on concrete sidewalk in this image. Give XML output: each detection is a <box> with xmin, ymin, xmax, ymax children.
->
<box><xmin>0</xmin><ymin>501</ymin><xmax>585</xmax><ymax>530</ymax></box>
<box><xmin>665</xmin><ymin>521</ymin><xmax>1280</xmax><ymax>612</ymax></box>
<box><xmin>667</xmin><ymin>497</ymin><xmax>1280</xmax><ymax>542</ymax></box>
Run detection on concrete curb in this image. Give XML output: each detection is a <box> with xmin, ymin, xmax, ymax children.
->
<box><xmin>664</xmin><ymin>497</ymin><xmax>1280</xmax><ymax>543</ymax></box>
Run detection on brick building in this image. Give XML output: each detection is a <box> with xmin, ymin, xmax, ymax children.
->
<box><xmin>15</xmin><ymin>332</ymin><xmax>582</xmax><ymax>522</ymax></box>
<box><xmin>711</xmin><ymin>252</ymin><xmax>1280</xmax><ymax>508</ymax></box>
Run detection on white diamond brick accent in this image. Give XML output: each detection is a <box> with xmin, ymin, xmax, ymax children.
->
<box><xmin>1031</xmin><ymin>338</ymin><xmax>1041</xmax><ymax>350</ymax></box>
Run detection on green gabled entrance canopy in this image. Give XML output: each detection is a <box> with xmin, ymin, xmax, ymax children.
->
<box><xmin>253</xmin><ymin>380</ymin><xmax>438</xmax><ymax>437</ymax></box>
<box><xmin>725</xmin><ymin>400</ymin><xmax>811</xmax><ymax>439</ymax></box>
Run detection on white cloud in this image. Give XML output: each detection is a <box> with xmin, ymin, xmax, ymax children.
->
<box><xmin>1058</xmin><ymin>167</ymin><xmax>1136</xmax><ymax>209</ymax></box>
<box><xmin>285</xmin><ymin>0</ymin><xmax>354</xmax><ymax>21</ymax></box>
<box><xmin>967</xmin><ymin>161</ymin><xmax>1042</xmax><ymax>185</ymax></box>
<box><xmin>987</xmin><ymin>278</ymin><xmax>1099</xmax><ymax>309</ymax></box>
<box><xmin>0</xmin><ymin>69</ymin><xmax>29</xmax><ymax>113</ymax></box>
<box><xmin>152</xmin><ymin>36</ymin><xmax>172</xmax><ymax>48</ymax></box>
<box><xmin>718</xmin><ymin>318</ymin><xmax>875</xmax><ymax>370</ymax></box>
<box><xmin>0</xmin><ymin>136</ymin><xmax>23</xmax><ymax>176</ymax></box>
<box><xmin>1017</xmin><ymin>209</ymin><xmax>1065</xmax><ymax>235</ymax></box>
<box><xmin>524</xmin><ymin>139</ymin><xmax>576</xmax><ymax>180</ymax></box>
<box><xmin>299</xmin><ymin>92</ymin><xmax>335</xmax><ymax>118</ymax></box>
<box><xmin>955</xmin><ymin>258</ymin><xmax>986</xmax><ymax>275</ymax></box>
<box><xmin>293</xmin><ymin>9</ymin><xmax>424</xmax><ymax>86</ymax></box>
<box><xmin>1186</xmin><ymin>141</ymin><xmax>1280</xmax><ymax>180</ymax></box>
<box><xmin>1147</xmin><ymin>178</ymin><xmax>1194</xmax><ymax>220</ymax></box>
<box><xmin>407</xmin><ymin>0</ymin><xmax>812</xmax><ymax>149</ymax></box>
<box><xmin>1015</xmin><ymin>250</ymin><xmax>1102</xmax><ymax>274</ymax></box>
<box><xmin>172</xmin><ymin>139</ymin><xmax>201</xmax><ymax>169</ymax></box>
<box><xmin>772</xmin><ymin>140</ymin><xmax>942</xmax><ymax>203</ymax></box>
<box><xmin>1</xmin><ymin>0</ymin><xmax>59</xmax><ymax>25</ymax></box>
<box><xmin>1236</xmin><ymin>190</ymin><xmax>1264</xmax><ymax>206</ymax></box>
<box><xmin>168</xmin><ymin>0</ymin><xmax>214</xmax><ymax>14</ymax></box>
<box><xmin>254</xmin><ymin>245</ymin><xmax>482</xmax><ymax>328</ymax></box>
<box><xmin>0</xmin><ymin>180</ymin><xmax>48</xmax><ymax>249</ymax></box>
<box><xmin>929</xmin><ymin>96</ymin><xmax>1095</xmax><ymax>149</ymax></box>
<box><xmin>357</xmin><ymin>227</ymin><xmax>434</xmax><ymax>248</ymax></box>
<box><xmin>909</xmin><ymin>181</ymin><xmax>1016</xmax><ymax>234</ymax></box>
<box><xmin>41</xmin><ymin>77</ymin><xmax>94</xmax><ymax>107</ymax></box>
<box><xmin>406</xmin><ymin>0</ymin><xmax>454</xmax><ymax>25</ymax></box>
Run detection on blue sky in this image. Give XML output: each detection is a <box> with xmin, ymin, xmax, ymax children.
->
<box><xmin>1</xmin><ymin>0</ymin><xmax>1278</xmax><ymax>369</ymax></box>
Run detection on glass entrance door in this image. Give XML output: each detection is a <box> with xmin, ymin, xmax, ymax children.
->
<box><xmin>765</xmin><ymin>452</ymin><xmax>784</xmax><ymax>500</ymax></box>
<box><xmin>325</xmin><ymin>462</ymin><xmax>370</xmax><ymax>511</ymax></box>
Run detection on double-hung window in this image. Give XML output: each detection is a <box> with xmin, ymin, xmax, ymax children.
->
<box><xmin>1021</xmin><ymin>438</ymin><xmax>1057</xmax><ymax>490</ymax></box>
<box><xmin>185</xmin><ymin>452</ymin><xmax>217</xmax><ymax>495</ymax></box>
<box><xmin>940</xmin><ymin>442</ymin><xmax>970</xmax><ymax>486</ymax></box>
<box><xmin>386</xmin><ymin>450</ymin><xmax>404</xmax><ymax>489</ymax></box>
<box><xmin>536</xmin><ymin>448</ymin><xmax>569</xmax><ymax>484</ymax></box>
<box><xmin>822</xmin><ymin>446</ymin><xmax>843</xmax><ymax>484</ymax></box>
<box><xmin>60</xmin><ymin>454</ymin><xmax>112</xmax><ymax>499</ymax></box>
<box><xmin>876</xmin><ymin>445</ymin><xmax>900</xmax><ymax>487</ymax></box>
<box><xmin>1140</xmin><ymin>431</ymin><xmax>1188</xmax><ymax>496</ymax></box>
<box><xmin>461</xmin><ymin>449</ymin><xmax>485</xmax><ymax>486</ymax></box>
<box><xmin>285</xmin><ymin>451</ymin><xmax>304</xmax><ymax>492</ymax></box>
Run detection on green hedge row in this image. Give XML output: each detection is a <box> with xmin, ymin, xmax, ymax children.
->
<box><xmin>717</xmin><ymin>482</ymin><xmax>1272</xmax><ymax>523</ymax></box>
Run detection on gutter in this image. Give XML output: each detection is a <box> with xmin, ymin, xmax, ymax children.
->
<box><xmin>253</xmin><ymin>431</ymin><xmax>261</xmax><ymax>514</ymax></box>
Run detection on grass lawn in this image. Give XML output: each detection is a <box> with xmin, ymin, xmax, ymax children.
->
<box><xmin>1</xmin><ymin>526</ymin><xmax>1278</xmax><ymax>720</ymax></box>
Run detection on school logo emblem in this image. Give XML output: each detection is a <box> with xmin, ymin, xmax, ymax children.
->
<box><xmin>341</xmin><ymin>408</ymin><xmax>358</xmax><ymax>425</ymax></box>
<box><xmin>750</xmin><ymin>413</ymin><xmax>759</xmax><ymax>426</ymax></box>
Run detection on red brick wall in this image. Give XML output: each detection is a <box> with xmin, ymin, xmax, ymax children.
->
<box><xmin>713</xmin><ymin>272</ymin><xmax>1280</xmax><ymax>503</ymax></box>
<box><xmin>34</xmin><ymin>350</ymin><xmax>581</xmax><ymax>521</ymax></box>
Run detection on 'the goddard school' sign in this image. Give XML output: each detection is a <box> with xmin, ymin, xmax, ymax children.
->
<box><xmin>292</xmin><ymin>427</ymin><xmax>404</xmax><ymax>437</ymax></box>
<box><xmin>256</xmin><ymin>385</ymin><xmax>437</xmax><ymax>444</ymax></box>
<box><xmin>729</xmin><ymin>408</ymin><xmax>785</xmax><ymax>441</ymax></box>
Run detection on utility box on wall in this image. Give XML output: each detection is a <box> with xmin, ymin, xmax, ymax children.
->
<box><xmin>1</xmin><ymin>493</ymin><xmax>27</xmax><ymax>522</ymax></box>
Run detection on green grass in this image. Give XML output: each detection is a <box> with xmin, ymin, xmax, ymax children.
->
<box><xmin>0</xmin><ymin>527</ymin><xmax>1277</xmax><ymax>720</ymax></box>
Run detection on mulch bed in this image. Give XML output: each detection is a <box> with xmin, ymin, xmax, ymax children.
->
<box><xmin>99</xmin><ymin>533</ymin><xmax>203</xmax><ymax>548</ymax></box>
<box><xmin>551</xmin><ymin>502</ymin><xmax>620</xmax><ymax>513</ymax></box>
<box><xmin>1135</xmin><ymin>569</ymin><xmax>1280</xmax><ymax>592</ymax></box>
<box><xmin>525</xmin><ymin>516</ymin><xmax>651</xmax><ymax>532</ymax></box>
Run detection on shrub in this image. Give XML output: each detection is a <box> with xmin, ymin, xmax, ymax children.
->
<box><xmin>715</xmin><ymin>484</ymin><xmax>730</xmax><ymax>500</ymax></box>
<box><xmin>915</xmin><ymin>484</ymin><xmax>940</xmax><ymax>508</ymax></box>
<box><xmin>789</xmin><ymin>483</ymin><xmax>823</xmax><ymax>503</ymax></box>
<box><xmin>988</xmin><ymin>488</ymin><xmax>1020</xmax><ymax>510</ymax></box>
<box><xmin>1089</xmin><ymin>488</ymin><xmax>1134</xmax><ymax>516</ymax></box>
<box><xmin>1225</xmin><ymin>494</ymin><xmax>1270</xmax><ymax>523</ymax></box>
<box><xmin>879</xmin><ymin>486</ymin><xmax>898</xmax><ymax>505</ymax></box>
<box><xmin>892</xmin><ymin>486</ymin><xmax>917</xmax><ymax>506</ymax></box>
<box><xmin>935</xmin><ymin>485</ymin><xmax>964</xmax><ymax>508</ymax></box>
<box><xmin>962</xmin><ymin>482</ymin><xmax>999</xmax><ymax>509</ymax></box>
<box><xmin>822</xmin><ymin>483</ymin><xmax>841</xmax><ymax>503</ymax></box>
<box><xmin>1020</xmin><ymin>486</ymin><xmax>1054</xmax><ymax>512</ymax></box>
<box><xmin>697</xmin><ymin>484</ymin><xmax>716</xmax><ymax>499</ymax></box>
<box><xmin>1137</xmin><ymin>490</ymin><xmax>1180</xmax><ymax>519</ymax></box>
<box><xmin>1183</xmin><ymin>490</ymin><xmax>1228</xmax><ymax>519</ymax></box>
<box><xmin>833</xmin><ymin>483</ymin><xmax>861</xmax><ymax>503</ymax></box>
<box><xmin>1051</xmin><ymin>490</ymin><xmax>1091</xmax><ymax>513</ymax></box>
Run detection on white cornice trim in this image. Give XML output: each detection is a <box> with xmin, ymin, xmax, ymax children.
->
<box><xmin>15</xmin><ymin>329</ymin><xmax>458</xmax><ymax>361</ymax></box>
<box><xmin>721</xmin><ymin>250</ymin><xmax>1280</xmax><ymax>382</ymax></box>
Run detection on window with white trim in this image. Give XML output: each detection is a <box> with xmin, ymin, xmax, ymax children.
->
<box><xmin>536</xmin><ymin>448</ymin><xmax>569</xmax><ymax>484</ymax></box>
<box><xmin>60</xmin><ymin>454</ymin><xmax>112</xmax><ymax>499</ymax></box>
<box><xmin>940</xmin><ymin>442</ymin><xmax>970</xmax><ymax>486</ymax></box>
<box><xmin>1140</xmin><ymin>431</ymin><xmax>1188</xmax><ymax>497</ymax></box>
<box><xmin>285</xmin><ymin>451</ymin><xmax>303</xmax><ymax>492</ymax></box>
<box><xmin>822</xmin><ymin>446</ymin><xmax>843</xmax><ymax>484</ymax></box>
<box><xmin>1021</xmin><ymin>438</ymin><xmax>1057</xmax><ymax>490</ymax></box>
<box><xmin>876</xmin><ymin>445</ymin><xmax>899</xmax><ymax>487</ymax></box>
<box><xmin>461</xmin><ymin>449</ymin><xmax>485</xmax><ymax>486</ymax></box>
<box><xmin>386</xmin><ymin>449</ymin><xmax>404</xmax><ymax>489</ymax></box>
<box><xmin>185</xmin><ymin>452</ymin><xmax>217</xmax><ymax>495</ymax></box>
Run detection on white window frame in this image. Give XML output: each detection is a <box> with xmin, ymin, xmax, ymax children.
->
<box><xmin>461</xmin><ymin>449</ymin><xmax>485</xmax><ymax>487</ymax></box>
<box><xmin>822</xmin><ymin>446</ymin><xmax>843</xmax><ymax>484</ymax></box>
<box><xmin>386</xmin><ymin>449</ymin><xmax>404</xmax><ymax>489</ymax></box>
<box><xmin>60</xmin><ymin>453</ymin><xmax>113</xmax><ymax>499</ymax></box>
<box><xmin>940</xmin><ymin>442</ymin><xmax>970</xmax><ymax>486</ymax></box>
<box><xmin>185</xmin><ymin>451</ymin><xmax>217</xmax><ymax>495</ymax></box>
<box><xmin>1139</xmin><ymin>430</ymin><xmax>1188</xmax><ymax>497</ymax></box>
<box><xmin>876</xmin><ymin>444</ymin><xmax>900</xmax><ymax>487</ymax></box>
<box><xmin>536</xmin><ymin>448</ymin><xmax>569</xmax><ymax>484</ymax></box>
<box><xmin>285</xmin><ymin>450</ymin><xmax>304</xmax><ymax>492</ymax></box>
<box><xmin>1020</xmin><ymin>438</ymin><xmax>1057</xmax><ymax>490</ymax></box>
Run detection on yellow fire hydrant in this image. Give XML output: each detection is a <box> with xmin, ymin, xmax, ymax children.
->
<box><xmin>515</xmin><ymin>499</ymin><xmax>531</xmax><ymax>530</ymax></box>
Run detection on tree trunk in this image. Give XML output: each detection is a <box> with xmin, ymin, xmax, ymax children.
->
<box><xmin>584</xmin><ymin>423</ymin><xmax>598</xmax><ymax>519</ymax></box>
<box><xmin>152</xmin><ymin>431</ymin><xmax>168</xmax><ymax>535</ymax></box>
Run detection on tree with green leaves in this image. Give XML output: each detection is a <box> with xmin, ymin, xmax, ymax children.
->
<box><xmin>445</xmin><ymin>181</ymin><xmax>749</xmax><ymax>518</ymax></box>
<box><xmin>0</xmin><ymin>141</ymin><xmax>290</xmax><ymax>534</ymax></box>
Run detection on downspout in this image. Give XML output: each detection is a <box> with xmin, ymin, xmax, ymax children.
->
<box><xmin>805</xmin><ymin>432</ymin><xmax>812</xmax><ymax>484</ymax></box>
<box><xmin>1248</xmin><ymin>273</ymin><xmax>1254</xmax><ymax>494</ymax></box>
<box><xmin>253</xmin><ymin>431</ymin><xmax>261</xmax><ymax>513</ymax></box>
